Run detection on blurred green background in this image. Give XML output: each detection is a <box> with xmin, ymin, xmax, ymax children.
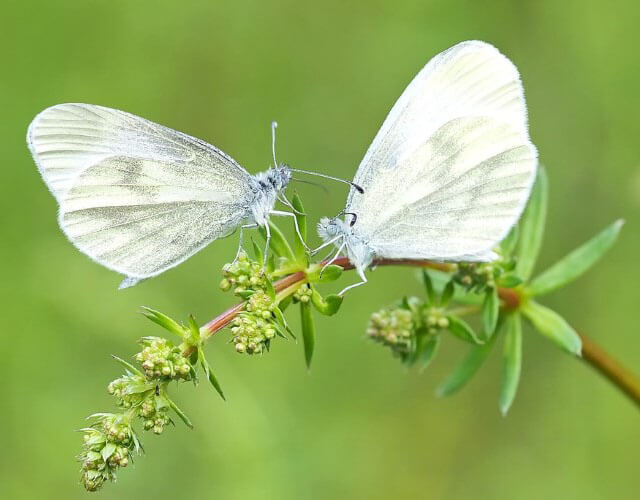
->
<box><xmin>1</xmin><ymin>0</ymin><xmax>639</xmax><ymax>498</ymax></box>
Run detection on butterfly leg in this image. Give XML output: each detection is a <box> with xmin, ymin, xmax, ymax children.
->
<box><xmin>270</xmin><ymin>210</ymin><xmax>310</xmax><ymax>252</ymax></box>
<box><xmin>309</xmin><ymin>235</ymin><xmax>341</xmax><ymax>256</ymax></box>
<box><xmin>233</xmin><ymin>223</ymin><xmax>259</xmax><ymax>264</ymax></box>
<box><xmin>338</xmin><ymin>267</ymin><xmax>368</xmax><ymax>296</ymax></box>
<box><xmin>319</xmin><ymin>242</ymin><xmax>345</xmax><ymax>278</ymax></box>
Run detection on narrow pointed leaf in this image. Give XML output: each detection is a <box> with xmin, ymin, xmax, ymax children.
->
<box><xmin>440</xmin><ymin>280</ymin><xmax>455</xmax><ymax>306</ymax></box>
<box><xmin>521</xmin><ymin>300</ymin><xmax>581</xmax><ymax>355</ymax></box>
<box><xmin>101</xmin><ymin>442</ymin><xmax>117</xmax><ymax>462</ymax></box>
<box><xmin>272</xmin><ymin>306</ymin><xmax>296</xmax><ymax>339</ymax></box>
<box><xmin>258</xmin><ymin>221</ymin><xmax>295</xmax><ymax>261</ymax></box>
<box><xmin>419</xmin><ymin>334</ymin><xmax>440</xmax><ymax>371</ymax></box>
<box><xmin>499</xmin><ymin>274</ymin><xmax>523</xmax><ymax>288</ymax></box>
<box><xmin>251</xmin><ymin>238</ymin><xmax>263</xmax><ymax>264</ymax></box>
<box><xmin>140</xmin><ymin>307</ymin><xmax>185</xmax><ymax>339</ymax></box>
<box><xmin>482</xmin><ymin>287</ymin><xmax>499</xmax><ymax>339</ymax></box>
<box><xmin>419</xmin><ymin>270</ymin><xmax>482</xmax><ymax>305</ymax></box>
<box><xmin>499</xmin><ymin>313</ymin><xmax>522</xmax><ymax>415</ymax></box>
<box><xmin>528</xmin><ymin>219</ymin><xmax>624</xmax><ymax>296</ymax></box>
<box><xmin>516</xmin><ymin>165</ymin><xmax>548</xmax><ymax>280</ymax></box>
<box><xmin>300</xmin><ymin>302</ymin><xmax>315</xmax><ymax>369</ymax></box>
<box><xmin>436</xmin><ymin>335</ymin><xmax>496</xmax><ymax>397</ymax></box>
<box><xmin>447</xmin><ymin>315</ymin><xmax>483</xmax><ymax>344</ymax></box>
<box><xmin>187</xmin><ymin>315</ymin><xmax>201</xmax><ymax>344</ymax></box>
<box><xmin>291</xmin><ymin>193</ymin><xmax>308</xmax><ymax>266</ymax></box>
<box><xmin>422</xmin><ymin>270</ymin><xmax>436</xmax><ymax>305</ymax></box>
<box><xmin>500</xmin><ymin>224</ymin><xmax>519</xmax><ymax>256</ymax></box>
<box><xmin>111</xmin><ymin>355</ymin><xmax>144</xmax><ymax>377</ymax></box>
<box><xmin>264</xmin><ymin>278</ymin><xmax>276</xmax><ymax>300</ymax></box>
<box><xmin>199</xmin><ymin>354</ymin><xmax>225</xmax><ymax>400</ymax></box>
<box><xmin>166</xmin><ymin>397</ymin><xmax>194</xmax><ymax>428</ymax></box>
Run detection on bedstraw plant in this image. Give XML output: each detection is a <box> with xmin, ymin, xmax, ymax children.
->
<box><xmin>78</xmin><ymin>169</ymin><xmax>638</xmax><ymax>492</ymax></box>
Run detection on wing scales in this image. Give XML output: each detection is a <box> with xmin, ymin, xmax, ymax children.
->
<box><xmin>355</xmin><ymin>116</ymin><xmax>536</xmax><ymax>260</ymax></box>
<box><xmin>27</xmin><ymin>103</ymin><xmax>249</xmax><ymax>200</ymax></box>
<box><xmin>59</xmin><ymin>156</ymin><xmax>254</xmax><ymax>279</ymax></box>
<box><xmin>347</xmin><ymin>40</ymin><xmax>529</xmax><ymax>209</ymax></box>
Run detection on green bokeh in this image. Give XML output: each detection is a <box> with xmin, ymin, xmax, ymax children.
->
<box><xmin>2</xmin><ymin>1</ymin><xmax>639</xmax><ymax>498</ymax></box>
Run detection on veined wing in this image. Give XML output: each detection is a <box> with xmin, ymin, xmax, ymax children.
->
<box><xmin>58</xmin><ymin>155</ymin><xmax>255</xmax><ymax>281</ymax></box>
<box><xmin>347</xmin><ymin>40</ymin><xmax>529</xmax><ymax>210</ymax></box>
<box><xmin>355</xmin><ymin>116</ymin><xmax>537</xmax><ymax>261</ymax></box>
<box><xmin>27</xmin><ymin>103</ymin><xmax>249</xmax><ymax>200</ymax></box>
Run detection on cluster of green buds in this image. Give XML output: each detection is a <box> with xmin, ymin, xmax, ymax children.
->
<box><xmin>452</xmin><ymin>256</ymin><xmax>520</xmax><ymax>293</ymax></box>
<box><xmin>107</xmin><ymin>373</ymin><xmax>148</xmax><ymax>408</ymax></box>
<box><xmin>230</xmin><ymin>314</ymin><xmax>277</xmax><ymax>354</ymax></box>
<box><xmin>135</xmin><ymin>336</ymin><xmax>192</xmax><ymax>380</ymax></box>
<box><xmin>220</xmin><ymin>250</ymin><xmax>291</xmax><ymax>355</ymax></box>
<box><xmin>293</xmin><ymin>284</ymin><xmax>313</xmax><ymax>304</ymax></box>
<box><xmin>219</xmin><ymin>251</ymin><xmax>269</xmax><ymax>296</ymax></box>
<box><xmin>422</xmin><ymin>307</ymin><xmax>450</xmax><ymax>335</ymax></box>
<box><xmin>367</xmin><ymin>307</ymin><xmax>415</xmax><ymax>359</ymax></box>
<box><xmin>139</xmin><ymin>396</ymin><xmax>171</xmax><ymax>434</ymax></box>
<box><xmin>78</xmin><ymin>414</ymin><xmax>138</xmax><ymax>492</ymax></box>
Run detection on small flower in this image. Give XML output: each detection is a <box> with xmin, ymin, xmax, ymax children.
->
<box><xmin>293</xmin><ymin>284</ymin><xmax>313</xmax><ymax>304</ymax></box>
<box><xmin>452</xmin><ymin>262</ymin><xmax>504</xmax><ymax>293</ymax></box>
<box><xmin>220</xmin><ymin>251</ymin><xmax>270</xmax><ymax>296</ymax></box>
<box><xmin>367</xmin><ymin>307</ymin><xmax>415</xmax><ymax>359</ymax></box>
<box><xmin>134</xmin><ymin>337</ymin><xmax>192</xmax><ymax>381</ymax></box>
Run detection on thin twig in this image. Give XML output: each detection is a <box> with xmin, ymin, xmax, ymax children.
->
<box><xmin>194</xmin><ymin>257</ymin><xmax>640</xmax><ymax>409</ymax></box>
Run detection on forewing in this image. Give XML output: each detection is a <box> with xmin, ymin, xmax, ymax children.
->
<box><xmin>27</xmin><ymin>103</ymin><xmax>249</xmax><ymax>200</ymax></box>
<box><xmin>355</xmin><ymin>116</ymin><xmax>537</xmax><ymax>261</ymax></box>
<box><xmin>59</xmin><ymin>155</ymin><xmax>254</xmax><ymax>279</ymax></box>
<box><xmin>347</xmin><ymin>40</ymin><xmax>529</xmax><ymax>209</ymax></box>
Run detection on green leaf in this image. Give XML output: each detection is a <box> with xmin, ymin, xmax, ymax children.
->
<box><xmin>499</xmin><ymin>313</ymin><xmax>522</xmax><ymax>415</ymax></box>
<box><xmin>516</xmin><ymin>165</ymin><xmax>548</xmax><ymax>280</ymax></box>
<box><xmin>482</xmin><ymin>287</ymin><xmax>499</xmax><ymax>339</ymax></box>
<box><xmin>420</xmin><ymin>270</ymin><xmax>482</xmax><ymax>305</ymax></box>
<box><xmin>166</xmin><ymin>396</ymin><xmax>194</xmax><ymax>428</ymax></box>
<box><xmin>291</xmin><ymin>193</ymin><xmax>308</xmax><ymax>266</ymax></box>
<box><xmin>418</xmin><ymin>334</ymin><xmax>440</xmax><ymax>371</ymax></box>
<box><xmin>140</xmin><ymin>307</ymin><xmax>185</xmax><ymax>339</ymax></box>
<box><xmin>264</xmin><ymin>278</ymin><xmax>276</xmax><ymax>301</ymax></box>
<box><xmin>310</xmin><ymin>288</ymin><xmax>343</xmax><ymax>316</ymax></box>
<box><xmin>187</xmin><ymin>315</ymin><xmax>201</xmax><ymax>345</ymax></box>
<box><xmin>528</xmin><ymin>219</ymin><xmax>624</xmax><ymax>296</ymax></box>
<box><xmin>422</xmin><ymin>270</ymin><xmax>436</xmax><ymax>305</ymax></box>
<box><xmin>251</xmin><ymin>238</ymin><xmax>263</xmax><ymax>264</ymax></box>
<box><xmin>111</xmin><ymin>355</ymin><xmax>144</xmax><ymax>377</ymax></box>
<box><xmin>279</xmin><ymin>295</ymin><xmax>293</xmax><ymax>312</ymax></box>
<box><xmin>199</xmin><ymin>351</ymin><xmax>226</xmax><ymax>400</ymax></box>
<box><xmin>307</xmin><ymin>264</ymin><xmax>343</xmax><ymax>283</ymax></box>
<box><xmin>500</xmin><ymin>224</ymin><xmax>519</xmax><ymax>256</ymax></box>
<box><xmin>101</xmin><ymin>442</ymin><xmax>117</xmax><ymax>462</ymax></box>
<box><xmin>499</xmin><ymin>274</ymin><xmax>523</xmax><ymax>288</ymax></box>
<box><xmin>272</xmin><ymin>306</ymin><xmax>295</xmax><ymax>339</ymax></box>
<box><xmin>447</xmin><ymin>315</ymin><xmax>483</xmax><ymax>344</ymax></box>
<box><xmin>440</xmin><ymin>280</ymin><xmax>455</xmax><ymax>306</ymax></box>
<box><xmin>521</xmin><ymin>300</ymin><xmax>581</xmax><ymax>355</ymax></box>
<box><xmin>300</xmin><ymin>302</ymin><xmax>315</xmax><ymax>369</ymax></box>
<box><xmin>436</xmin><ymin>334</ymin><xmax>496</xmax><ymax>397</ymax></box>
<box><xmin>258</xmin><ymin>221</ymin><xmax>295</xmax><ymax>261</ymax></box>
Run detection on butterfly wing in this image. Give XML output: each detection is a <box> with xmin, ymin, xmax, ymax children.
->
<box><xmin>346</xmin><ymin>41</ymin><xmax>536</xmax><ymax>261</ymax></box>
<box><xmin>58</xmin><ymin>154</ymin><xmax>254</xmax><ymax>282</ymax></box>
<box><xmin>347</xmin><ymin>40</ymin><xmax>530</xmax><ymax>209</ymax></box>
<box><xmin>353</xmin><ymin>115</ymin><xmax>536</xmax><ymax>260</ymax></box>
<box><xmin>28</xmin><ymin>103</ymin><xmax>256</xmax><ymax>283</ymax></box>
<box><xmin>27</xmin><ymin>103</ymin><xmax>249</xmax><ymax>200</ymax></box>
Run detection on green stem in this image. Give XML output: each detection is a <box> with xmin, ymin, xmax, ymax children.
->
<box><xmin>194</xmin><ymin>256</ymin><xmax>640</xmax><ymax>409</ymax></box>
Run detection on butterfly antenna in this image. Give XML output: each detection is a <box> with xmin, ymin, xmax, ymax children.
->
<box><xmin>289</xmin><ymin>168</ymin><xmax>364</xmax><ymax>194</ymax></box>
<box><xmin>290</xmin><ymin>177</ymin><xmax>330</xmax><ymax>194</ymax></box>
<box><xmin>271</xmin><ymin>121</ymin><xmax>278</xmax><ymax>168</ymax></box>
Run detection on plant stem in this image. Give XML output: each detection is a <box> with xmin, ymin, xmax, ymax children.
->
<box><xmin>195</xmin><ymin>256</ymin><xmax>640</xmax><ymax>409</ymax></box>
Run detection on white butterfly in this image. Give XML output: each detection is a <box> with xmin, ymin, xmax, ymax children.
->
<box><xmin>27</xmin><ymin>104</ymin><xmax>355</xmax><ymax>288</ymax></box>
<box><xmin>315</xmin><ymin>40</ymin><xmax>538</xmax><ymax>294</ymax></box>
